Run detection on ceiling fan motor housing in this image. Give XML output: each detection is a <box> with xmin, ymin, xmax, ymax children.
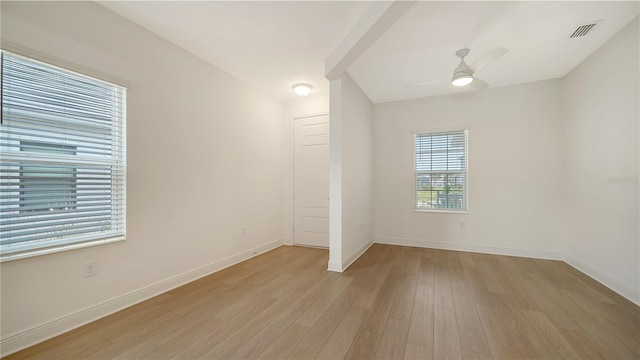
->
<box><xmin>452</xmin><ymin>60</ymin><xmax>473</xmax><ymax>85</ymax></box>
<box><xmin>451</xmin><ymin>48</ymin><xmax>474</xmax><ymax>86</ymax></box>
<box><xmin>453</xmin><ymin>61</ymin><xmax>472</xmax><ymax>78</ymax></box>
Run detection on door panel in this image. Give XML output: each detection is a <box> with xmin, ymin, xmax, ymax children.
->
<box><xmin>294</xmin><ymin>114</ymin><xmax>329</xmax><ymax>247</ymax></box>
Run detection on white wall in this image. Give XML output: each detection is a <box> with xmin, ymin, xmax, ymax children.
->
<box><xmin>0</xmin><ymin>1</ymin><xmax>286</xmax><ymax>354</ymax></box>
<box><xmin>564</xmin><ymin>17</ymin><xmax>639</xmax><ymax>304</ymax></box>
<box><xmin>328</xmin><ymin>74</ymin><xmax>374</xmax><ymax>271</ymax></box>
<box><xmin>286</xmin><ymin>96</ymin><xmax>330</xmax><ymax>119</ymax></box>
<box><xmin>283</xmin><ymin>96</ymin><xmax>330</xmax><ymax>245</ymax></box>
<box><xmin>374</xmin><ymin>80</ymin><xmax>567</xmax><ymax>258</ymax></box>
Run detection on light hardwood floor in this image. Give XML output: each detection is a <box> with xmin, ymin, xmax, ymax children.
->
<box><xmin>5</xmin><ymin>244</ymin><xmax>639</xmax><ymax>360</ymax></box>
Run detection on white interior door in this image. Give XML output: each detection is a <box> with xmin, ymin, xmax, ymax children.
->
<box><xmin>294</xmin><ymin>114</ymin><xmax>329</xmax><ymax>247</ymax></box>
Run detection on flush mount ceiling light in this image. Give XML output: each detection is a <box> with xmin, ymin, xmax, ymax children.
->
<box><xmin>292</xmin><ymin>83</ymin><xmax>313</xmax><ymax>96</ymax></box>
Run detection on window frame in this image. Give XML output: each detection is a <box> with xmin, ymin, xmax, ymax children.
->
<box><xmin>412</xmin><ymin>127</ymin><xmax>469</xmax><ymax>214</ymax></box>
<box><xmin>0</xmin><ymin>50</ymin><xmax>127</xmax><ymax>262</ymax></box>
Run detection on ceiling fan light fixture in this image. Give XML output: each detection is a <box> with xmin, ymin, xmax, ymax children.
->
<box><xmin>451</xmin><ymin>52</ymin><xmax>474</xmax><ymax>87</ymax></box>
<box><xmin>452</xmin><ymin>74</ymin><xmax>473</xmax><ymax>86</ymax></box>
<box><xmin>292</xmin><ymin>83</ymin><xmax>313</xmax><ymax>96</ymax></box>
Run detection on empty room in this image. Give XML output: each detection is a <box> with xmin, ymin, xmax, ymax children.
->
<box><xmin>0</xmin><ymin>1</ymin><xmax>638</xmax><ymax>359</ymax></box>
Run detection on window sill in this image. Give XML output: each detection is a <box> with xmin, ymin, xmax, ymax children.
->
<box><xmin>0</xmin><ymin>236</ymin><xmax>126</xmax><ymax>263</ymax></box>
<box><xmin>414</xmin><ymin>209</ymin><xmax>468</xmax><ymax>214</ymax></box>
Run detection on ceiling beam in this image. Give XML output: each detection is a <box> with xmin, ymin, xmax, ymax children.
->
<box><xmin>324</xmin><ymin>0</ymin><xmax>416</xmax><ymax>81</ymax></box>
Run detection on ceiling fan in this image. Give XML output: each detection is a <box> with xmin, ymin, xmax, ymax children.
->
<box><xmin>408</xmin><ymin>47</ymin><xmax>508</xmax><ymax>90</ymax></box>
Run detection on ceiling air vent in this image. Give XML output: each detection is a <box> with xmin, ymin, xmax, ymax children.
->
<box><xmin>569</xmin><ymin>21</ymin><xmax>601</xmax><ymax>38</ymax></box>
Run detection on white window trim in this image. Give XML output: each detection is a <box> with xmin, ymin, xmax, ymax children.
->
<box><xmin>1</xmin><ymin>237</ymin><xmax>125</xmax><ymax>262</ymax></box>
<box><xmin>412</xmin><ymin>127</ymin><xmax>469</xmax><ymax>214</ymax></box>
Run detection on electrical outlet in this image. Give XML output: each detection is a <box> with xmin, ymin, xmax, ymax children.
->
<box><xmin>83</xmin><ymin>260</ymin><xmax>97</xmax><ymax>278</ymax></box>
<box><xmin>242</xmin><ymin>227</ymin><xmax>247</xmax><ymax>236</ymax></box>
<box><xmin>459</xmin><ymin>222</ymin><xmax>466</xmax><ymax>230</ymax></box>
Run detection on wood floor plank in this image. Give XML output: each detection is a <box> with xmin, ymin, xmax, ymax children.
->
<box><xmin>450</xmin><ymin>284</ymin><xmax>491</xmax><ymax>356</ymax></box>
<box><xmin>89</xmin><ymin>335</ymin><xmax>153</xmax><ymax>359</ymax></box>
<box><xmin>561</xmin><ymin>288</ymin><xmax>640</xmax><ymax>355</ymax></box>
<box><xmin>50</xmin><ymin>337</ymin><xmax>112</xmax><ymax>360</ymax></box>
<box><xmin>229</xmin><ymin>270</ymin><xmax>343</xmax><ymax>359</ymax></box>
<box><xmin>433</xmin><ymin>294</ymin><xmax>463</xmax><ymax>360</ymax></box>
<box><xmin>458</xmin><ymin>252</ymin><xmax>476</xmax><ymax>270</ymax></box>
<box><xmin>112</xmin><ymin>341</ymin><xmax>158</xmax><ymax>359</ymax></box>
<box><xmin>295</xmin><ymin>275</ymin><xmax>353</xmax><ymax>327</ymax></box>
<box><xmin>558</xmin><ymin>327</ymin><xmax>610</xmax><ymax>359</ymax></box>
<box><xmin>5</xmin><ymin>244</ymin><xmax>639</xmax><ymax>360</ymax></box>
<box><xmin>286</xmin><ymin>346</ymin><xmax>317</xmax><ymax>360</ymax></box>
<box><xmin>198</xmin><ymin>268</ymin><xmax>334</xmax><ymax>359</ymax></box>
<box><xmin>406</xmin><ymin>249</ymin><xmax>422</xmax><ymax>275</ymax></box>
<box><xmin>475</xmin><ymin>304</ymin><xmax>520</xmax><ymax>359</ymax></box>
<box><xmin>488</xmin><ymin>256</ymin><xmax>540</xmax><ymax>311</ymax></box>
<box><xmin>433</xmin><ymin>250</ymin><xmax>453</xmax><ymax>297</ymax></box>
<box><xmin>256</xmin><ymin>323</ymin><xmax>309</xmax><ymax>360</ymax></box>
<box><xmin>28</xmin><ymin>335</ymin><xmax>111</xmax><ymax>360</ymax></box>
<box><xmin>526</xmin><ymin>271</ymin><xmax>639</xmax><ymax>359</ymax></box>
<box><xmin>407</xmin><ymin>284</ymin><xmax>434</xmax><ymax>349</ymax></box>
<box><xmin>344</xmin><ymin>264</ymin><xmax>403</xmax><ymax>360</ymax></box>
<box><xmin>374</xmin><ymin>317</ymin><xmax>411</xmax><ymax>360</ymax></box>
<box><xmin>494</xmin><ymin>306</ymin><xmax>559</xmax><ymax>359</ymax></box>
<box><xmin>404</xmin><ymin>343</ymin><xmax>433</xmax><ymax>360</ymax></box>
<box><xmin>461</xmin><ymin>349</ymin><xmax>493</xmax><ymax>360</ymax></box>
<box><xmin>506</xmin><ymin>259</ymin><xmax>582</xmax><ymax>331</ymax></box>
<box><xmin>520</xmin><ymin>310</ymin><xmax>582</xmax><ymax>359</ymax></box>
<box><xmin>297</xmin><ymin>285</ymin><xmax>362</xmax><ymax>353</ymax></box>
<box><xmin>389</xmin><ymin>273</ymin><xmax>418</xmax><ymax>321</ymax></box>
<box><xmin>352</xmin><ymin>261</ymin><xmax>392</xmax><ymax>310</ymax></box>
<box><xmin>472</xmin><ymin>255</ymin><xmax>507</xmax><ymax>295</ymax></box>
<box><xmin>146</xmin><ymin>296</ymin><xmax>277</xmax><ymax>359</ymax></box>
<box><xmin>316</xmin><ymin>306</ymin><xmax>368</xmax><ymax>360</ymax></box>
<box><xmin>459</xmin><ymin>260</ymin><xmax>494</xmax><ymax>307</ymax></box>
<box><xmin>417</xmin><ymin>252</ymin><xmax>434</xmax><ymax>286</ymax></box>
<box><xmin>140</xmin><ymin>271</ymin><xmax>296</xmax><ymax>347</ymax></box>
<box><xmin>446</xmin><ymin>250</ymin><xmax>467</xmax><ymax>288</ymax></box>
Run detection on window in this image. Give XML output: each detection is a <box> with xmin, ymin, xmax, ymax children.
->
<box><xmin>0</xmin><ymin>51</ymin><xmax>126</xmax><ymax>260</ymax></box>
<box><xmin>414</xmin><ymin>129</ymin><xmax>467</xmax><ymax>212</ymax></box>
<box><xmin>20</xmin><ymin>142</ymin><xmax>77</xmax><ymax>213</ymax></box>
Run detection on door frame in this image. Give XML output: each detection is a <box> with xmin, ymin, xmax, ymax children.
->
<box><xmin>289</xmin><ymin>112</ymin><xmax>329</xmax><ymax>247</ymax></box>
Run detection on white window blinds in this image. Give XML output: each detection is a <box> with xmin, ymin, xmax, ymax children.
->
<box><xmin>415</xmin><ymin>130</ymin><xmax>467</xmax><ymax>211</ymax></box>
<box><xmin>0</xmin><ymin>51</ymin><xmax>126</xmax><ymax>260</ymax></box>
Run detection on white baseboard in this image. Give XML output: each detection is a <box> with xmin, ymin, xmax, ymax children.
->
<box><xmin>0</xmin><ymin>238</ymin><xmax>284</xmax><ymax>357</ymax></box>
<box><xmin>342</xmin><ymin>240</ymin><xmax>374</xmax><ymax>271</ymax></box>
<box><xmin>327</xmin><ymin>260</ymin><xmax>343</xmax><ymax>272</ymax></box>
<box><xmin>564</xmin><ymin>254</ymin><xmax>640</xmax><ymax>306</ymax></box>
<box><xmin>374</xmin><ymin>236</ymin><xmax>564</xmax><ymax>260</ymax></box>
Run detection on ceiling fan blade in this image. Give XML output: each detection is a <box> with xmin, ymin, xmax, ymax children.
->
<box><xmin>470</xmin><ymin>47</ymin><xmax>508</xmax><ymax>73</ymax></box>
<box><xmin>469</xmin><ymin>78</ymin><xmax>489</xmax><ymax>90</ymax></box>
<box><xmin>407</xmin><ymin>78</ymin><xmax>449</xmax><ymax>88</ymax></box>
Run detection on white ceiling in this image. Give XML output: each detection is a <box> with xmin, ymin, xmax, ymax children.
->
<box><xmin>99</xmin><ymin>1</ymin><xmax>371</xmax><ymax>102</ymax></box>
<box><xmin>100</xmin><ymin>1</ymin><xmax>639</xmax><ymax>104</ymax></box>
<box><xmin>350</xmin><ymin>1</ymin><xmax>639</xmax><ymax>103</ymax></box>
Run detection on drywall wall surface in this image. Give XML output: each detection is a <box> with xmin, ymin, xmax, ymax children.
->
<box><xmin>373</xmin><ymin>79</ymin><xmax>567</xmax><ymax>258</ymax></box>
<box><xmin>327</xmin><ymin>74</ymin><xmax>374</xmax><ymax>271</ymax></box>
<box><xmin>328</xmin><ymin>79</ymin><xmax>344</xmax><ymax>271</ymax></box>
<box><xmin>339</xmin><ymin>73</ymin><xmax>374</xmax><ymax>267</ymax></box>
<box><xmin>0</xmin><ymin>0</ymin><xmax>286</xmax><ymax>349</ymax></box>
<box><xmin>564</xmin><ymin>17</ymin><xmax>639</xmax><ymax>303</ymax></box>
<box><xmin>286</xmin><ymin>95</ymin><xmax>330</xmax><ymax>119</ymax></box>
